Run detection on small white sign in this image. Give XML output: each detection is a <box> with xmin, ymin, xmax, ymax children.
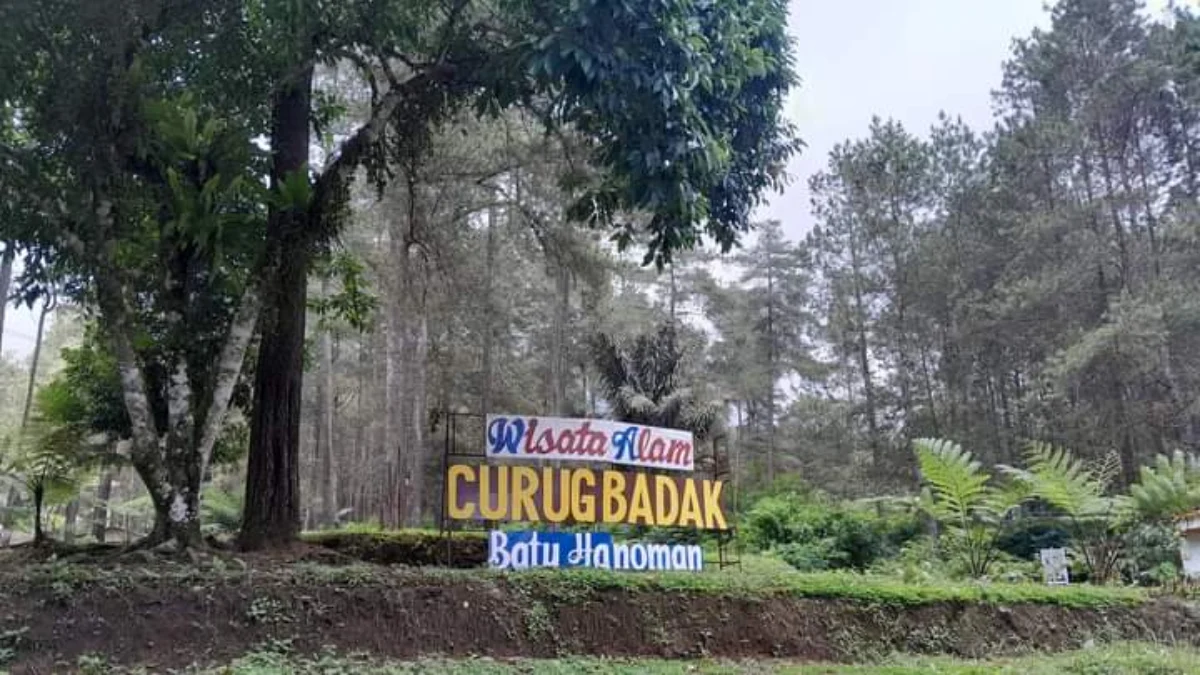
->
<box><xmin>1040</xmin><ymin>547</ymin><xmax>1069</xmax><ymax>585</ymax></box>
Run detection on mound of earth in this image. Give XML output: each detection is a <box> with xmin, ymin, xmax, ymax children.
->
<box><xmin>1</xmin><ymin>557</ymin><xmax>1199</xmax><ymax>674</ymax></box>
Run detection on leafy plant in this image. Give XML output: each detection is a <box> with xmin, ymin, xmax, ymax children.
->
<box><xmin>913</xmin><ymin>438</ymin><xmax>1023</xmax><ymax>578</ymax></box>
<box><xmin>1128</xmin><ymin>450</ymin><xmax>1200</xmax><ymax>522</ymax></box>
<box><xmin>743</xmin><ymin>492</ymin><xmax>919</xmax><ymax>572</ymax></box>
<box><xmin>0</xmin><ymin>421</ymin><xmax>105</xmax><ymax>543</ymax></box>
<box><xmin>1000</xmin><ymin>444</ymin><xmax>1129</xmax><ymax>584</ymax></box>
<box><xmin>589</xmin><ymin>324</ymin><xmax>723</xmax><ymax>441</ymax></box>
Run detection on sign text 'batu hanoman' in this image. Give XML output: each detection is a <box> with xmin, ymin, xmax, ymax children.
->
<box><xmin>486</xmin><ymin>415</ymin><xmax>694</xmax><ymax>471</ymax></box>
<box><xmin>447</xmin><ymin>463</ymin><xmax>728</xmax><ymax>530</ymax></box>
<box><xmin>489</xmin><ymin>530</ymin><xmax>703</xmax><ymax>571</ymax></box>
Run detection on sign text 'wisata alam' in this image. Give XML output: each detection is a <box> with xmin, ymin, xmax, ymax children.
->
<box><xmin>486</xmin><ymin>415</ymin><xmax>694</xmax><ymax>471</ymax></box>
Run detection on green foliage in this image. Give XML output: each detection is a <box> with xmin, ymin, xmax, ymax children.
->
<box><xmin>1002</xmin><ymin>444</ymin><xmax>1126</xmax><ymax>521</ymax></box>
<box><xmin>590</xmin><ymin>324</ymin><xmax>723</xmax><ymax>440</ymax></box>
<box><xmin>516</xmin><ymin>0</ymin><xmax>802</xmax><ymax>263</ymax></box>
<box><xmin>310</xmin><ymin>252</ymin><xmax>378</xmax><ymax>333</ymax></box>
<box><xmin>1002</xmin><ymin>444</ymin><xmax>1130</xmax><ymax>585</ymax></box>
<box><xmin>302</xmin><ymin>530</ymin><xmax>488</xmax><ymax>568</ymax></box>
<box><xmin>1128</xmin><ymin>451</ymin><xmax>1200</xmax><ymax>522</ymax></box>
<box><xmin>993</xmin><ymin>518</ymin><xmax>1071</xmax><ymax>561</ymax></box>
<box><xmin>913</xmin><ymin>438</ymin><xmax>1020</xmax><ymax>578</ymax></box>
<box><xmin>743</xmin><ymin>492</ymin><xmax>921</xmax><ymax>572</ymax></box>
<box><xmin>0</xmin><ymin>420</ymin><xmax>96</xmax><ymax>541</ymax></box>
<box><xmin>201</xmin><ymin>487</ymin><xmax>244</xmax><ymax>537</ymax></box>
<box><xmin>1120</xmin><ymin>523</ymin><xmax>1181</xmax><ymax>587</ymax></box>
<box><xmin>38</xmin><ymin>331</ymin><xmax>128</xmax><ymax>438</ymax></box>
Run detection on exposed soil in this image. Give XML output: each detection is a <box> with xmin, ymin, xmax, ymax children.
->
<box><xmin>2</xmin><ymin>556</ymin><xmax>1200</xmax><ymax>675</ymax></box>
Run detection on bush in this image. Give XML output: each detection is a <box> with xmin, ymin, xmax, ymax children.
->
<box><xmin>994</xmin><ymin>517</ymin><xmax>1071</xmax><ymax>560</ymax></box>
<box><xmin>303</xmin><ymin>530</ymin><xmax>487</xmax><ymax>567</ymax></box>
<box><xmin>743</xmin><ymin>492</ymin><xmax>919</xmax><ymax>572</ymax></box>
<box><xmin>1121</xmin><ymin>523</ymin><xmax>1180</xmax><ymax>586</ymax></box>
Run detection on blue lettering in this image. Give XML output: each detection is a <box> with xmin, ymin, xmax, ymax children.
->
<box><xmin>487</xmin><ymin>417</ymin><xmax>525</xmax><ymax>455</ymax></box>
<box><xmin>611</xmin><ymin>426</ymin><xmax>640</xmax><ymax>462</ymax></box>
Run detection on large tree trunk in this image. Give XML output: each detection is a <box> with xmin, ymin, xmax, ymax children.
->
<box><xmin>239</xmin><ymin>67</ymin><xmax>313</xmax><ymax>550</ymax></box>
<box><xmin>386</xmin><ymin>180</ymin><xmax>430</xmax><ymax>527</ymax></box>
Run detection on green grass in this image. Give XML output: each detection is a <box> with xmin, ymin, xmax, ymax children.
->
<box><xmin>177</xmin><ymin>642</ymin><xmax>1200</xmax><ymax>674</ymax></box>
<box><xmin>3</xmin><ymin>551</ymin><xmax>1146</xmax><ymax>609</ymax></box>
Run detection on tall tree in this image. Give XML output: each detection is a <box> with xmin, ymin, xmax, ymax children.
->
<box><xmin>238</xmin><ymin>0</ymin><xmax>800</xmax><ymax>546</ymax></box>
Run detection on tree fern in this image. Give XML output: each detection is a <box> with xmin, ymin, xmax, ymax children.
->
<box><xmin>1004</xmin><ymin>442</ymin><xmax>1129</xmax><ymax>584</ymax></box>
<box><xmin>1006</xmin><ymin>442</ymin><xmax>1125</xmax><ymax>520</ymax></box>
<box><xmin>913</xmin><ymin>438</ymin><xmax>1014</xmax><ymax>577</ymax></box>
<box><xmin>914</xmin><ymin>438</ymin><xmax>994</xmax><ymax>524</ymax></box>
<box><xmin>1129</xmin><ymin>451</ymin><xmax>1200</xmax><ymax>521</ymax></box>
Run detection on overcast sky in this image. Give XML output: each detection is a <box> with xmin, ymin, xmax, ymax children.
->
<box><xmin>3</xmin><ymin>0</ymin><xmax>1182</xmax><ymax>361</ymax></box>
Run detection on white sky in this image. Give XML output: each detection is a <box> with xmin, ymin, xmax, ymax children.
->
<box><xmin>1</xmin><ymin>0</ymin><xmax>1183</xmax><ymax>361</ymax></box>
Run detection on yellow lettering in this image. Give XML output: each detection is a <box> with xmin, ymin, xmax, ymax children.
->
<box><xmin>654</xmin><ymin>475</ymin><xmax>679</xmax><ymax>527</ymax></box>
<box><xmin>677</xmin><ymin>479</ymin><xmax>703</xmax><ymax>528</ymax></box>
<box><xmin>447</xmin><ymin>464</ymin><xmax>475</xmax><ymax>520</ymax></box>
<box><xmin>702</xmin><ymin>480</ymin><xmax>727</xmax><ymax>530</ymax></box>
<box><xmin>479</xmin><ymin>465</ymin><xmax>509</xmax><ymax>520</ymax></box>
<box><xmin>627</xmin><ymin>473</ymin><xmax>654</xmax><ymax>525</ymax></box>
<box><xmin>602</xmin><ymin>471</ymin><xmax>628</xmax><ymax>524</ymax></box>
<box><xmin>511</xmin><ymin>466</ymin><xmax>539</xmax><ymax>522</ymax></box>
<box><xmin>571</xmin><ymin>468</ymin><xmax>596</xmax><ymax>523</ymax></box>
<box><xmin>542</xmin><ymin>468</ymin><xmax>570</xmax><ymax>523</ymax></box>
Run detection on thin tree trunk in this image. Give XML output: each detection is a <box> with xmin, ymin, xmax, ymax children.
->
<box><xmin>552</xmin><ymin>265</ymin><xmax>569</xmax><ymax>415</ymax></box>
<box><xmin>93</xmin><ymin>470</ymin><xmax>114</xmax><ymax>542</ymax></box>
<box><xmin>0</xmin><ymin>244</ymin><xmax>14</xmax><ymax>357</ymax></box>
<box><xmin>481</xmin><ymin>207</ymin><xmax>497</xmax><ymax>418</ymax></box>
<box><xmin>33</xmin><ymin>485</ymin><xmax>44</xmax><ymax>544</ymax></box>
<box><xmin>320</xmin><ymin>319</ymin><xmax>338</xmax><ymax>528</ymax></box>
<box><xmin>63</xmin><ymin>499</ymin><xmax>79</xmax><ymax>544</ymax></box>
<box><xmin>21</xmin><ymin>295</ymin><xmax>52</xmax><ymax>427</ymax></box>
<box><xmin>765</xmin><ymin>253</ymin><xmax>777</xmax><ymax>485</ymax></box>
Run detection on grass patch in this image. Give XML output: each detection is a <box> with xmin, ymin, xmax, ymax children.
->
<box><xmin>494</xmin><ymin>566</ymin><xmax>1145</xmax><ymax>608</ymax></box>
<box><xmin>2</xmin><ymin>555</ymin><xmax>1146</xmax><ymax>608</ymax></box>
<box><xmin>179</xmin><ymin>642</ymin><xmax>1200</xmax><ymax>674</ymax></box>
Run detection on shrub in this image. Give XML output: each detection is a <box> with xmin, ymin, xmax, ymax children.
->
<box><xmin>1121</xmin><ymin>522</ymin><xmax>1180</xmax><ymax>586</ymax></box>
<box><xmin>743</xmin><ymin>492</ymin><xmax>918</xmax><ymax>572</ymax></box>
<box><xmin>303</xmin><ymin>530</ymin><xmax>487</xmax><ymax>567</ymax></box>
<box><xmin>994</xmin><ymin>517</ymin><xmax>1071</xmax><ymax>560</ymax></box>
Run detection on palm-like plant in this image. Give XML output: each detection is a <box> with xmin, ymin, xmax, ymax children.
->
<box><xmin>1000</xmin><ymin>444</ymin><xmax>1129</xmax><ymax>584</ymax></box>
<box><xmin>1128</xmin><ymin>451</ymin><xmax>1200</xmax><ymax>522</ymax></box>
<box><xmin>914</xmin><ymin>438</ymin><xmax>1023</xmax><ymax>578</ymax></box>
<box><xmin>589</xmin><ymin>324</ymin><xmax>723</xmax><ymax>442</ymax></box>
<box><xmin>1</xmin><ymin>422</ymin><xmax>87</xmax><ymax>543</ymax></box>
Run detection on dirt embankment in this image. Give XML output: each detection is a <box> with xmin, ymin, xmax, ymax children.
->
<box><xmin>2</xmin><ymin>567</ymin><xmax>1199</xmax><ymax>674</ymax></box>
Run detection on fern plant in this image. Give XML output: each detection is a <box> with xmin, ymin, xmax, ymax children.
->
<box><xmin>1</xmin><ymin>423</ymin><xmax>86</xmax><ymax>543</ymax></box>
<box><xmin>913</xmin><ymin>438</ymin><xmax>1022</xmax><ymax>578</ymax></box>
<box><xmin>1001</xmin><ymin>443</ymin><xmax>1129</xmax><ymax>584</ymax></box>
<box><xmin>1128</xmin><ymin>451</ymin><xmax>1200</xmax><ymax>522</ymax></box>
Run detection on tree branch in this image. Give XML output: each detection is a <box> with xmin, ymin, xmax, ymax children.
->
<box><xmin>197</xmin><ymin>283</ymin><xmax>262</xmax><ymax>480</ymax></box>
<box><xmin>87</xmin><ymin>201</ymin><xmax>157</xmax><ymax>457</ymax></box>
<box><xmin>308</xmin><ymin>63</ymin><xmax>459</xmax><ymax>239</ymax></box>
